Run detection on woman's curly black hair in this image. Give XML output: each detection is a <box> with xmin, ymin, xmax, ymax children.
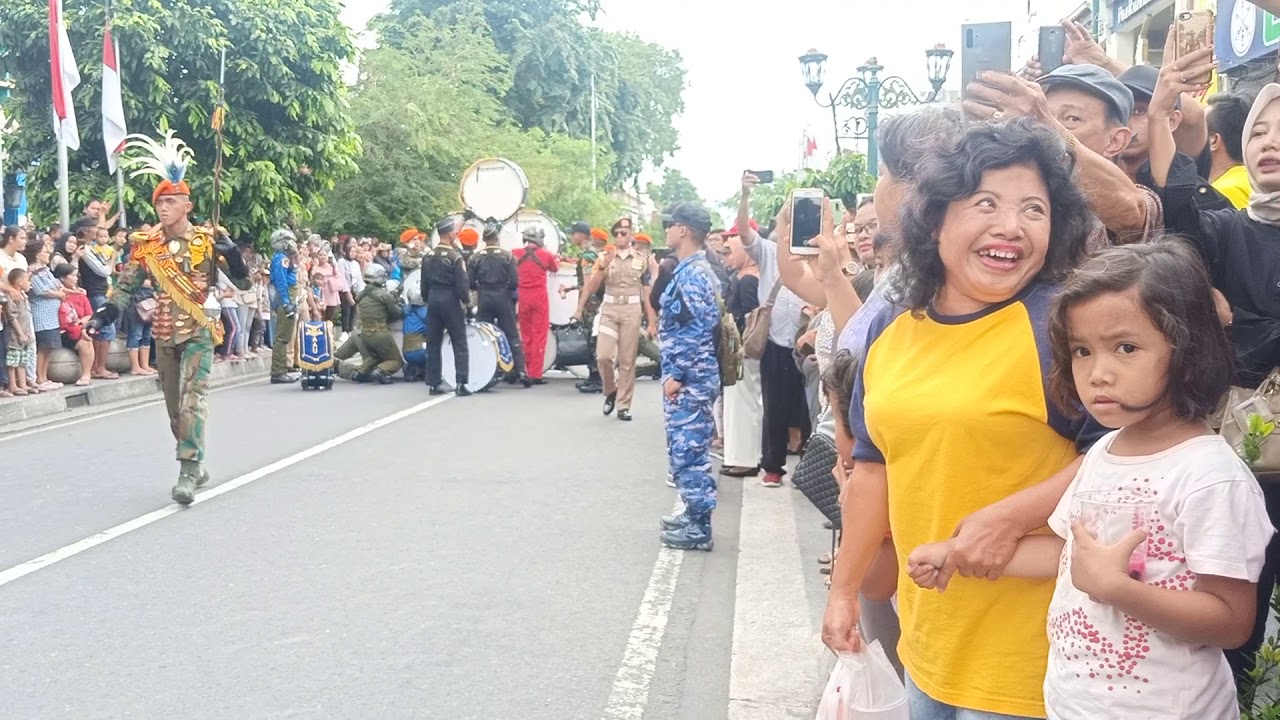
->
<box><xmin>890</xmin><ymin>118</ymin><xmax>1094</xmax><ymax>314</ymax></box>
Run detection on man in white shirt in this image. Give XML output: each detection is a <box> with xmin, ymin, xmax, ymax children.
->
<box><xmin>737</xmin><ymin>172</ymin><xmax>811</xmax><ymax>487</ymax></box>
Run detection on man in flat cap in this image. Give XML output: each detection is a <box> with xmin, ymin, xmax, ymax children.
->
<box><xmin>420</xmin><ymin>217</ymin><xmax>471</xmax><ymax>395</ymax></box>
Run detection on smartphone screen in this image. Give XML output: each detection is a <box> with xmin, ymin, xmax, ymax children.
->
<box><xmin>791</xmin><ymin>193</ymin><xmax>823</xmax><ymax>252</ymax></box>
<box><xmin>750</xmin><ymin>170</ymin><xmax>775</xmax><ymax>184</ymax></box>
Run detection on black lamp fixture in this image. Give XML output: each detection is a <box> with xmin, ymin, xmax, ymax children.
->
<box><xmin>925</xmin><ymin>44</ymin><xmax>955</xmax><ymax>95</ymax></box>
<box><xmin>799</xmin><ymin>49</ymin><xmax>828</xmax><ymax>97</ymax></box>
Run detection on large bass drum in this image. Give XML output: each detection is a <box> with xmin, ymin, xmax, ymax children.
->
<box><xmin>473</xmin><ymin>321</ymin><xmax>514</xmax><ymax>375</ymax></box>
<box><xmin>548</xmin><ymin>264</ymin><xmax>578</xmax><ymax>327</ymax></box>
<box><xmin>403</xmin><ymin>268</ymin><xmax>423</xmax><ymax>306</ymax></box>
<box><xmin>460</xmin><ymin>158</ymin><xmax>529</xmax><ymax>224</ymax></box>
<box><xmin>498</xmin><ymin>209</ymin><xmax>562</xmax><ymax>255</ymax></box>
<box><xmin>441</xmin><ymin>321</ymin><xmax>499</xmax><ymax>393</ymax></box>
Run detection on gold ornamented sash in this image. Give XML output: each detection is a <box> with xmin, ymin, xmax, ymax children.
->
<box><xmin>132</xmin><ymin>236</ymin><xmax>224</xmax><ymax>344</ymax></box>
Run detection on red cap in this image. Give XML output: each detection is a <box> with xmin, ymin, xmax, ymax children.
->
<box><xmin>727</xmin><ymin>220</ymin><xmax>759</xmax><ymax>236</ymax></box>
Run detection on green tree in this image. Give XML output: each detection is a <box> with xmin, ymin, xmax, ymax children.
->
<box><xmin>725</xmin><ymin>152</ymin><xmax>875</xmax><ymax>224</ymax></box>
<box><xmin>378</xmin><ymin>0</ymin><xmax>685</xmax><ymax>190</ymax></box>
<box><xmin>646</xmin><ymin>168</ymin><xmax>702</xmax><ymax>209</ymax></box>
<box><xmin>0</xmin><ymin>0</ymin><xmax>359</xmax><ymax>239</ymax></box>
<box><xmin>312</xmin><ymin>9</ymin><xmax>621</xmax><ymax>240</ymax></box>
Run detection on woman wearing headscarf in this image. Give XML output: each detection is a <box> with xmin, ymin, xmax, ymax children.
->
<box><xmin>1147</xmin><ymin>41</ymin><xmax>1280</xmax><ymax>681</ymax></box>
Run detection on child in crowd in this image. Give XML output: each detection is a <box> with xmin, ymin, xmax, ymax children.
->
<box><xmin>907</xmin><ymin>241</ymin><xmax>1275</xmax><ymax>719</ymax></box>
<box><xmin>250</xmin><ymin>267</ymin><xmax>270</xmax><ymax>353</ymax></box>
<box><xmin>126</xmin><ymin>277</ymin><xmax>156</xmax><ymax>376</ymax></box>
<box><xmin>5</xmin><ymin>268</ymin><xmax>35</xmax><ymax>395</ymax></box>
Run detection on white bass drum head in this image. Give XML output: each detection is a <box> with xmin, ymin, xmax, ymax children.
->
<box><xmin>498</xmin><ymin>210</ymin><xmax>562</xmax><ymax>256</ymax></box>
<box><xmin>459</xmin><ymin>158</ymin><xmax>529</xmax><ymax>224</ymax></box>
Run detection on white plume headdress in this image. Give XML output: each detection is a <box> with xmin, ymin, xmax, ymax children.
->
<box><xmin>121</xmin><ymin>130</ymin><xmax>195</xmax><ymax>189</ymax></box>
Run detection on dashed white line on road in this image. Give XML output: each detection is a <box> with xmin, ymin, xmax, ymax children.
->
<box><xmin>600</xmin><ymin>500</ymin><xmax>685</xmax><ymax>720</ymax></box>
<box><xmin>0</xmin><ymin>394</ymin><xmax>455</xmax><ymax>589</ymax></box>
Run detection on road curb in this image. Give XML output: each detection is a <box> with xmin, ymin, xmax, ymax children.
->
<box><xmin>0</xmin><ymin>355</ymin><xmax>271</xmax><ymax>429</ymax></box>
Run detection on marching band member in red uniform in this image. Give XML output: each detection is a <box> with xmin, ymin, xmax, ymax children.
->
<box><xmin>512</xmin><ymin>228</ymin><xmax>558</xmax><ymax>382</ymax></box>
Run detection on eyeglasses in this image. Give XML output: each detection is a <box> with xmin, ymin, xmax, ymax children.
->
<box><xmin>852</xmin><ymin>222</ymin><xmax>878</xmax><ymax>236</ymax></box>
<box><xmin>613</xmin><ymin>229</ymin><xmax>631</xmax><ymax>237</ymax></box>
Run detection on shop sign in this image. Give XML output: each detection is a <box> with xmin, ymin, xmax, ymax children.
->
<box><xmin>1112</xmin><ymin>0</ymin><xmax>1166</xmax><ymax>29</ymax></box>
<box><xmin>1216</xmin><ymin>0</ymin><xmax>1280</xmax><ymax>71</ymax></box>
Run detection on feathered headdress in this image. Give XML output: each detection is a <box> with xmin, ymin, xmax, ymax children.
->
<box><xmin>121</xmin><ymin>130</ymin><xmax>196</xmax><ymax>204</ymax></box>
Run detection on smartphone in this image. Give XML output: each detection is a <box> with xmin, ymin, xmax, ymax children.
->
<box><xmin>790</xmin><ymin>189</ymin><xmax>824</xmax><ymax>256</ymax></box>
<box><xmin>749</xmin><ymin>170</ymin><xmax>774</xmax><ymax>184</ymax></box>
<box><xmin>1038</xmin><ymin>25</ymin><xmax>1066</xmax><ymax>75</ymax></box>
<box><xmin>829</xmin><ymin>198</ymin><xmax>846</xmax><ymax>221</ymax></box>
<box><xmin>961</xmin><ymin>22</ymin><xmax>1013</xmax><ymax>100</ymax></box>
<box><xmin>1174</xmin><ymin>10</ymin><xmax>1215</xmax><ymax>85</ymax></box>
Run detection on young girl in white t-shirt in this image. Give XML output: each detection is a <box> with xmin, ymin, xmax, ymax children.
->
<box><xmin>907</xmin><ymin>241</ymin><xmax>1274</xmax><ymax>719</ymax></box>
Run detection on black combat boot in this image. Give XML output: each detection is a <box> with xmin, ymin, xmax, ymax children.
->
<box><xmin>371</xmin><ymin>369</ymin><xmax>394</xmax><ymax>385</ymax></box>
<box><xmin>429</xmin><ymin>386</ymin><xmax>447</xmax><ymax>396</ymax></box>
<box><xmin>661</xmin><ymin>516</ymin><xmax>713</xmax><ymax>551</ymax></box>
<box><xmin>576</xmin><ymin>368</ymin><xmax>602</xmax><ymax>394</ymax></box>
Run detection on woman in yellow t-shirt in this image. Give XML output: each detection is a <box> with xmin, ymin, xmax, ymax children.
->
<box><xmin>824</xmin><ymin>119</ymin><xmax>1107</xmax><ymax>719</ymax></box>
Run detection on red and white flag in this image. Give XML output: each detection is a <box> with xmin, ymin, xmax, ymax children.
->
<box><xmin>804</xmin><ymin>133</ymin><xmax>817</xmax><ymax>158</ymax></box>
<box><xmin>48</xmin><ymin>0</ymin><xmax>80</xmax><ymax>151</ymax></box>
<box><xmin>101</xmin><ymin>23</ymin><xmax>127</xmax><ymax>172</ymax></box>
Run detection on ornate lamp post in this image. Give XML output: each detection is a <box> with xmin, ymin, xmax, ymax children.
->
<box><xmin>800</xmin><ymin>44</ymin><xmax>953</xmax><ymax>178</ymax></box>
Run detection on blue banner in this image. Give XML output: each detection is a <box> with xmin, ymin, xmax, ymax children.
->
<box><xmin>1217</xmin><ymin>0</ymin><xmax>1280</xmax><ymax>71</ymax></box>
<box><xmin>298</xmin><ymin>320</ymin><xmax>334</xmax><ymax>371</ymax></box>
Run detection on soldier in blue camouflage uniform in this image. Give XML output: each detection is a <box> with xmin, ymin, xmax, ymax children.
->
<box><xmin>656</xmin><ymin>203</ymin><xmax>721</xmax><ymax>551</ymax></box>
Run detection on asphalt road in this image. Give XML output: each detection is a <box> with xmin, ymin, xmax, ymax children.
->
<box><xmin>0</xmin><ymin>374</ymin><xmax>834</xmax><ymax>719</ymax></box>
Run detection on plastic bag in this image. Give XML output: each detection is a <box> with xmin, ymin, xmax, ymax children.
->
<box><xmin>815</xmin><ymin>641</ymin><xmax>909</xmax><ymax>720</ymax></box>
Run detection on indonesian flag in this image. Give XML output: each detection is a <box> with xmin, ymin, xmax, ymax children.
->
<box><xmin>804</xmin><ymin>133</ymin><xmax>817</xmax><ymax>158</ymax></box>
<box><xmin>102</xmin><ymin>23</ymin><xmax>127</xmax><ymax>172</ymax></box>
<box><xmin>48</xmin><ymin>0</ymin><xmax>80</xmax><ymax>151</ymax></box>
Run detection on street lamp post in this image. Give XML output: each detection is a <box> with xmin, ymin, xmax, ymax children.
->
<box><xmin>799</xmin><ymin>45</ymin><xmax>953</xmax><ymax>178</ymax></box>
<box><xmin>0</xmin><ymin>74</ymin><xmax>13</xmax><ymax>223</ymax></box>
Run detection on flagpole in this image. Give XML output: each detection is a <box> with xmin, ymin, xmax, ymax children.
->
<box><xmin>112</xmin><ymin>32</ymin><xmax>126</xmax><ymax>229</ymax></box>
<box><xmin>57</xmin><ymin>132</ymin><xmax>69</xmax><ymax>229</ymax></box>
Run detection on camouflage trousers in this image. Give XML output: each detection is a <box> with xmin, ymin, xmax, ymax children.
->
<box><xmin>156</xmin><ymin>330</ymin><xmax>214</xmax><ymax>463</ymax></box>
<box><xmin>664</xmin><ymin>380</ymin><xmax>719</xmax><ymax>519</ymax></box>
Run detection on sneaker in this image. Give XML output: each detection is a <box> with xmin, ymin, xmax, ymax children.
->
<box><xmin>762</xmin><ymin>473</ymin><xmax>783</xmax><ymax>488</ymax></box>
<box><xmin>661</xmin><ymin>522</ymin><xmax>713</xmax><ymax>552</ymax></box>
<box><xmin>660</xmin><ymin>512</ymin><xmax>692</xmax><ymax>531</ymax></box>
<box><xmin>666</xmin><ymin>474</ymin><xmax>676</xmax><ymax>488</ymax></box>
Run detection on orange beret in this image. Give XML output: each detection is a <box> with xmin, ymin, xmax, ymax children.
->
<box><xmin>458</xmin><ymin>227</ymin><xmax>480</xmax><ymax>246</ymax></box>
<box><xmin>399</xmin><ymin>228</ymin><xmax>421</xmax><ymax>244</ymax></box>
<box><xmin>590</xmin><ymin>228</ymin><xmax>609</xmax><ymax>241</ymax></box>
<box><xmin>152</xmin><ymin>179</ymin><xmax>191</xmax><ymax>205</ymax></box>
<box><xmin>604</xmin><ymin>244</ymin><xmax>616</xmax><ymax>252</ymax></box>
<box><xmin>635</xmin><ymin>233</ymin><xmax>652</xmax><ymax>244</ymax></box>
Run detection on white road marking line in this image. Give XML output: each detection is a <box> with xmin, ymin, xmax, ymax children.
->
<box><xmin>0</xmin><ymin>394</ymin><xmax>455</xmax><ymax>589</ymax></box>
<box><xmin>0</xmin><ymin>375</ymin><xmax>266</xmax><ymax>443</ymax></box>
<box><xmin>728</xmin><ymin>470</ymin><xmax>824</xmax><ymax>719</ymax></box>
<box><xmin>601</xmin><ymin>501</ymin><xmax>685</xmax><ymax>720</ymax></box>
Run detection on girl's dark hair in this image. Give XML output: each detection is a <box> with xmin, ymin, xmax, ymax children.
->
<box><xmin>1047</xmin><ymin>239</ymin><xmax>1234</xmax><ymax>421</ymax></box>
<box><xmin>1</xmin><ymin>225</ymin><xmax>20</xmax><ymax>249</ymax></box>
<box><xmin>21</xmin><ymin>240</ymin><xmax>41</xmax><ymax>265</ymax></box>
<box><xmin>821</xmin><ymin>349</ymin><xmax>859</xmax><ymax>431</ymax></box>
<box><xmin>878</xmin><ymin>105</ymin><xmax>966</xmax><ymax>180</ymax></box>
<box><xmin>892</xmin><ymin>119</ymin><xmax>1093</xmax><ymax>314</ymax></box>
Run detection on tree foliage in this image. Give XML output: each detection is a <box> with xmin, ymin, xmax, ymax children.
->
<box><xmin>312</xmin><ymin>8</ymin><xmax>621</xmax><ymax>240</ymax></box>
<box><xmin>0</xmin><ymin>0</ymin><xmax>360</xmax><ymax>239</ymax></box>
<box><xmin>646</xmin><ymin>168</ymin><xmax>702</xmax><ymax>210</ymax></box>
<box><xmin>378</xmin><ymin>0</ymin><xmax>685</xmax><ymax>189</ymax></box>
<box><xmin>726</xmin><ymin>152</ymin><xmax>876</xmax><ymax>224</ymax></box>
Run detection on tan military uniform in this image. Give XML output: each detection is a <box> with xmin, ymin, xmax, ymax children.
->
<box><xmin>596</xmin><ymin>247</ymin><xmax>650</xmax><ymax>411</ymax></box>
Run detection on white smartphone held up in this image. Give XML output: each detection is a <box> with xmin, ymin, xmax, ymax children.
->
<box><xmin>790</xmin><ymin>188</ymin><xmax>824</xmax><ymax>256</ymax></box>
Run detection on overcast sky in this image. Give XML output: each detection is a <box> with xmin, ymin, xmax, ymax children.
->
<box><xmin>339</xmin><ymin>0</ymin><xmax>1026</xmax><ymax>206</ymax></box>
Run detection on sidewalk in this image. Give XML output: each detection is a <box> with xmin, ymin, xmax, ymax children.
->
<box><xmin>0</xmin><ymin>354</ymin><xmax>272</xmax><ymax>430</ymax></box>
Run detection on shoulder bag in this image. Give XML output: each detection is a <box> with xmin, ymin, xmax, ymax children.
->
<box><xmin>742</xmin><ymin>279</ymin><xmax>782</xmax><ymax>361</ymax></box>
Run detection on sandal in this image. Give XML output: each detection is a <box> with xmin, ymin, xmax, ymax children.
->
<box><xmin>75</xmin><ymin>378</ymin><xmax>91</xmax><ymax>387</ymax></box>
<box><xmin>0</xmin><ymin>389</ymin><xmax>13</xmax><ymax>398</ymax></box>
<box><xmin>12</xmin><ymin>388</ymin><xmax>28</xmax><ymax>396</ymax></box>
